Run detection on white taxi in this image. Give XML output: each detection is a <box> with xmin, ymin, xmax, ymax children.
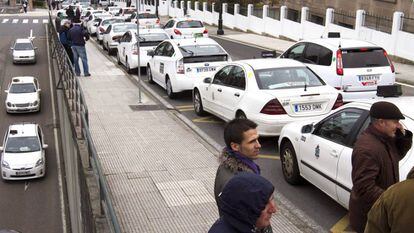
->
<box><xmin>147</xmin><ymin>37</ymin><xmax>230</xmax><ymax>98</ymax></box>
<box><xmin>278</xmin><ymin>94</ymin><xmax>414</xmax><ymax>209</ymax></box>
<box><xmin>102</xmin><ymin>22</ymin><xmax>136</xmax><ymax>55</ymax></box>
<box><xmin>0</xmin><ymin>123</ymin><xmax>48</xmax><ymax>181</ymax></box>
<box><xmin>127</xmin><ymin>11</ymin><xmax>160</xmax><ymax>27</ymax></box>
<box><xmin>5</xmin><ymin>76</ymin><xmax>41</xmax><ymax>113</ymax></box>
<box><xmin>117</xmin><ymin>28</ymin><xmax>169</xmax><ymax>73</ymax></box>
<box><xmin>96</xmin><ymin>17</ymin><xmax>125</xmax><ymax>44</ymax></box>
<box><xmin>11</xmin><ymin>38</ymin><xmax>37</xmax><ymax>64</ymax></box>
<box><xmin>85</xmin><ymin>12</ymin><xmax>112</xmax><ymax>35</ymax></box>
<box><xmin>193</xmin><ymin>59</ymin><xmax>342</xmax><ymax>136</ymax></box>
<box><xmin>163</xmin><ymin>17</ymin><xmax>208</xmax><ymax>39</ymax></box>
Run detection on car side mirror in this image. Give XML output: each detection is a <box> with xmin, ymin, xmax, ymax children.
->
<box><xmin>34</xmin><ymin>47</ymin><xmax>38</xmax><ymax>50</ymax></box>
<box><xmin>203</xmin><ymin>77</ymin><xmax>212</xmax><ymax>83</ymax></box>
<box><xmin>301</xmin><ymin>123</ymin><xmax>314</xmax><ymax>134</ymax></box>
<box><xmin>0</xmin><ymin>146</ymin><xmax>3</xmax><ymax>151</ymax></box>
<box><xmin>43</xmin><ymin>144</ymin><xmax>49</xmax><ymax>149</ymax></box>
<box><xmin>4</xmin><ymin>90</ymin><xmax>8</xmax><ymax>93</ymax></box>
<box><xmin>10</xmin><ymin>47</ymin><xmax>13</xmax><ymax>50</ymax></box>
<box><xmin>147</xmin><ymin>50</ymin><xmax>154</xmax><ymax>57</ymax></box>
<box><xmin>93</xmin><ymin>22</ymin><xmax>98</xmax><ymax>26</ymax></box>
<box><xmin>38</xmin><ymin>89</ymin><xmax>41</xmax><ymax>92</ymax></box>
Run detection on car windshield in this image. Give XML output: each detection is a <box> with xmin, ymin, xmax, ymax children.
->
<box><xmin>177</xmin><ymin>20</ymin><xmax>203</xmax><ymax>28</ymax></box>
<box><xmin>9</xmin><ymin>83</ymin><xmax>36</xmax><ymax>93</ymax></box>
<box><xmin>179</xmin><ymin>44</ymin><xmax>226</xmax><ymax>57</ymax></box>
<box><xmin>138</xmin><ymin>13</ymin><xmax>157</xmax><ymax>19</ymax></box>
<box><xmin>255</xmin><ymin>67</ymin><xmax>325</xmax><ymax>90</ymax></box>
<box><xmin>14</xmin><ymin>42</ymin><xmax>33</xmax><ymax>50</ymax></box>
<box><xmin>137</xmin><ymin>33</ymin><xmax>168</xmax><ymax>42</ymax></box>
<box><xmin>5</xmin><ymin>136</ymin><xmax>40</xmax><ymax>153</ymax></box>
<box><xmin>342</xmin><ymin>48</ymin><xmax>390</xmax><ymax>68</ymax></box>
<box><xmin>113</xmin><ymin>24</ymin><xmax>136</xmax><ymax>33</ymax></box>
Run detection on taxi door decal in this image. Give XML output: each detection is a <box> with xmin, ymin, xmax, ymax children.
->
<box><xmin>160</xmin><ymin>63</ymin><xmax>164</xmax><ymax>74</ymax></box>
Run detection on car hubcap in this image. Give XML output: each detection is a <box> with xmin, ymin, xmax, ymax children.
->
<box><xmin>194</xmin><ymin>93</ymin><xmax>200</xmax><ymax>112</ymax></box>
<box><xmin>283</xmin><ymin>148</ymin><xmax>294</xmax><ymax>178</ymax></box>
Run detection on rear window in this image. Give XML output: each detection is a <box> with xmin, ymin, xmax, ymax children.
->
<box><xmin>113</xmin><ymin>24</ymin><xmax>136</xmax><ymax>33</ymax></box>
<box><xmin>138</xmin><ymin>33</ymin><xmax>168</xmax><ymax>46</ymax></box>
<box><xmin>254</xmin><ymin>67</ymin><xmax>325</xmax><ymax>90</ymax></box>
<box><xmin>139</xmin><ymin>13</ymin><xmax>157</xmax><ymax>19</ymax></box>
<box><xmin>179</xmin><ymin>44</ymin><xmax>226</xmax><ymax>57</ymax></box>
<box><xmin>177</xmin><ymin>20</ymin><xmax>203</xmax><ymax>28</ymax></box>
<box><xmin>183</xmin><ymin>55</ymin><xmax>228</xmax><ymax>64</ymax></box>
<box><xmin>342</xmin><ymin>48</ymin><xmax>389</xmax><ymax>68</ymax></box>
<box><xmin>103</xmin><ymin>18</ymin><xmax>124</xmax><ymax>26</ymax></box>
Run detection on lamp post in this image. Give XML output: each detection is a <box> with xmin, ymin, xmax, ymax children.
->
<box><xmin>136</xmin><ymin>0</ymin><xmax>142</xmax><ymax>103</ymax></box>
<box><xmin>183</xmin><ymin>0</ymin><xmax>187</xmax><ymax>15</ymax></box>
<box><xmin>155</xmin><ymin>0</ymin><xmax>158</xmax><ymax>18</ymax></box>
<box><xmin>217</xmin><ymin>1</ymin><xmax>224</xmax><ymax>35</ymax></box>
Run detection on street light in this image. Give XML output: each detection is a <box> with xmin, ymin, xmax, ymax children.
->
<box><xmin>136</xmin><ymin>0</ymin><xmax>142</xmax><ymax>103</ymax></box>
<box><xmin>217</xmin><ymin>0</ymin><xmax>224</xmax><ymax>35</ymax></box>
<box><xmin>155</xmin><ymin>0</ymin><xmax>158</xmax><ymax>18</ymax></box>
<box><xmin>183</xmin><ymin>0</ymin><xmax>187</xmax><ymax>15</ymax></box>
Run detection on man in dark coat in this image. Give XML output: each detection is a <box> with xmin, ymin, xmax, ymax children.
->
<box><xmin>67</xmin><ymin>19</ymin><xmax>90</xmax><ymax>76</ymax></box>
<box><xmin>349</xmin><ymin>101</ymin><xmax>412</xmax><ymax>233</ymax></box>
<box><xmin>59</xmin><ymin>20</ymin><xmax>74</xmax><ymax>64</ymax></box>
<box><xmin>66</xmin><ymin>5</ymin><xmax>75</xmax><ymax>21</ymax></box>
<box><xmin>209</xmin><ymin>172</ymin><xmax>277</xmax><ymax>233</ymax></box>
<box><xmin>364</xmin><ymin>166</ymin><xmax>414</xmax><ymax>233</ymax></box>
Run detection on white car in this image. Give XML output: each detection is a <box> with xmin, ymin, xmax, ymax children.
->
<box><xmin>106</xmin><ymin>6</ymin><xmax>121</xmax><ymax>16</ymax></box>
<box><xmin>126</xmin><ymin>11</ymin><xmax>160</xmax><ymax>27</ymax></box>
<box><xmin>116</xmin><ymin>7</ymin><xmax>136</xmax><ymax>19</ymax></box>
<box><xmin>81</xmin><ymin>9</ymin><xmax>105</xmax><ymax>28</ymax></box>
<box><xmin>11</xmin><ymin>38</ymin><xmax>37</xmax><ymax>64</ymax></box>
<box><xmin>102</xmin><ymin>22</ymin><xmax>136</xmax><ymax>55</ymax></box>
<box><xmin>117</xmin><ymin>28</ymin><xmax>169</xmax><ymax>73</ymax></box>
<box><xmin>163</xmin><ymin>17</ymin><xmax>208</xmax><ymax>39</ymax></box>
<box><xmin>193</xmin><ymin>59</ymin><xmax>342</xmax><ymax>136</ymax></box>
<box><xmin>86</xmin><ymin>13</ymin><xmax>112</xmax><ymax>36</ymax></box>
<box><xmin>278</xmin><ymin>96</ymin><xmax>414</xmax><ymax>209</ymax></box>
<box><xmin>96</xmin><ymin>17</ymin><xmax>124</xmax><ymax>44</ymax></box>
<box><xmin>279</xmin><ymin>36</ymin><xmax>395</xmax><ymax>102</ymax></box>
<box><xmin>0</xmin><ymin>123</ymin><xmax>48</xmax><ymax>181</ymax></box>
<box><xmin>5</xmin><ymin>76</ymin><xmax>41</xmax><ymax>113</ymax></box>
<box><xmin>147</xmin><ymin>38</ymin><xmax>230</xmax><ymax>98</ymax></box>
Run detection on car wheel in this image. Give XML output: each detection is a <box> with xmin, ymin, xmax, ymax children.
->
<box><xmin>236</xmin><ymin>111</ymin><xmax>247</xmax><ymax>119</ymax></box>
<box><xmin>116</xmin><ymin>53</ymin><xmax>121</xmax><ymax>65</ymax></box>
<box><xmin>280</xmin><ymin>141</ymin><xmax>303</xmax><ymax>185</ymax></box>
<box><xmin>126</xmin><ymin>58</ymin><xmax>133</xmax><ymax>74</ymax></box>
<box><xmin>99</xmin><ymin>39</ymin><xmax>102</xmax><ymax>45</ymax></box>
<box><xmin>166</xmin><ymin>78</ymin><xmax>176</xmax><ymax>99</ymax></box>
<box><xmin>102</xmin><ymin>41</ymin><xmax>106</xmax><ymax>50</ymax></box>
<box><xmin>107</xmin><ymin>43</ymin><xmax>112</xmax><ymax>55</ymax></box>
<box><xmin>193</xmin><ymin>89</ymin><xmax>206</xmax><ymax>116</ymax></box>
<box><xmin>147</xmin><ymin>66</ymin><xmax>154</xmax><ymax>84</ymax></box>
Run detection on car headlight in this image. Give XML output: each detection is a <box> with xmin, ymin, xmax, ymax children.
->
<box><xmin>6</xmin><ymin>102</ymin><xmax>12</xmax><ymax>107</ymax></box>
<box><xmin>32</xmin><ymin>100</ymin><xmax>39</xmax><ymax>106</ymax></box>
<box><xmin>35</xmin><ymin>158</ymin><xmax>43</xmax><ymax>167</ymax></box>
<box><xmin>2</xmin><ymin>160</ymin><xmax>10</xmax><ymax>169</ymax></box>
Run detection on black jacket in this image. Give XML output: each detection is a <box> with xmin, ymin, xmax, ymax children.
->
<box><xmin>67</xmin><ymin>24</ymin><xmax>89</xmax><ymax>46</ymax></box>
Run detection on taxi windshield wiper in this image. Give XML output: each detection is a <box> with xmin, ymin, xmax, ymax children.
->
<box><xmin>180</xmin><ymin>47</ymin><xmax>194</xmax><ymax>56</ymax></box>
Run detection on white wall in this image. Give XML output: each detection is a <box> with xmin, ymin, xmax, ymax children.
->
<box><xmin>302</xmin><ymin>21</ymin><xmax>325</xmax><ymax>40</ymax></box>
<box><xmin>395</xmin><ymin>31</ymin><xmax>414</xmax><ymax>61</ymax></box>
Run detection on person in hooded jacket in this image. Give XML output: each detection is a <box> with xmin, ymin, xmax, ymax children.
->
<box><xmin>209</xmin><ymin>172</ymin><xmax>277</xmax><ymax>233</ymax></box>
<box><xmin>59</xmin><ymin>20</ymin><xmax>74</xmax><ymax>64</ymax></box>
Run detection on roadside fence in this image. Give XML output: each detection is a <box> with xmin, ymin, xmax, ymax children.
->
<box><xmin>401</xmin><ymin>15</ymin><xmax>414</xmax><ymax>33</ymax></box>
<box><xmin>363</xmin><ymin>12</ymin><xmax>393</xmax><ymax>34</ymax></box>
<box><xmin>333</xmin><ymin>10</ymin><xmax>355</xmax><ymax>29</ymax></box>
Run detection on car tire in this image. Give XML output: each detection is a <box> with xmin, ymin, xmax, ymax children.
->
<box><xmin>193</xmin><ymin>89</ymin><xmax>206</xmax><ymax>116</ymax></box>
<box><xmin>126</xmin><ymin>58</ymin><xmax>134</xmax><ymax>74</ymax></box>
<box><xmin>236</xmin><ymin>111</ymin><xmax>247</xmax><ymax>119</ymax></box>
<box><xmin>107</xmin><ymin>43</ymin><xmax>112</xmax><ymax>55</ymax></box>
<box><xmin>102</xmin><ymin>41</ymin><xmax>106</xmax><ymax>50</ymax></box>
<box><xmin>99</xmin><ymin>39</ymin><xmax>102</xmax><ymax>45</ymax></box>
<box><xmin>166</xmin><ymin>78</ymin><xmax>176</xmax><ymax>99</ymax></box>
<box><xmin>116</xmin><ymin>53</ymin><xmax>121</xmax><ymax>65</ymax></box>
<box><xmin>147</xmin><ymin>66</ymin><xmax>154</xmax><ymax>84</ymax></box>
<box><xmin>280</xmin><ymin>141</ymin><xmax>303</xmax><ymax>185</ymax></box>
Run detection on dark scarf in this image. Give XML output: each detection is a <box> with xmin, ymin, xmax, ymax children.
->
<box><xmin>225</xmin><ymin>147</ymin><xmax>261</xmax><ymax>175</ymax></box>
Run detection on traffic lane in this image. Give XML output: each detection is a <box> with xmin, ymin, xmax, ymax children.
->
<box><xmin>0</xmin><ymin>24</ymin><xmax>62</xmax><ymax>233</ymax></box>
<box><xmin>210</xmin><ymin>36</ymin><xmax>268</xmax><ymax>60</ymax></box>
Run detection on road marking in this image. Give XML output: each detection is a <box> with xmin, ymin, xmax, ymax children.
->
<box><xmin>22</xmin><ymin>19</ymin><xmax>28</xmax><ymax>23</ymax></box>
<box><xmin>176</xmin><ymin>105</ymin><xmax>194</xmax><ymax>112</ymax></box>
<box><xmin>193</xmin><ymin>116</ymin><xmax>223</xmax><ymax>123</ymax></box>
<box><xmin>176</xmin><ymin>104</ymin><xmax>193</xmax><ymax>108</ymax></box>
<box><xmin>33</xmin><ymin>19</ymin><xmax>39</xmax><ymax>24</ymax></box>
<box><xmin>24</xmin><ymin>181</ymin><xmax>29</xmax><ymax>191</ymax></box>
<box><xmin>46</xmin><ymin>23</ymin><xmax>67</xmax><ymax>233</ymax></box>
<box><xmin>2</xmin><ymin>19</ymin><xmax>9</xmax><ymax>23</ymax></box>
<box><xmin>396</xmin><ymin>81</ymin><xmax>414</xmax><ymax>88</ymax></box>
<box><xmin>330</xmin><ymin>214</ymin><xmax>350</xmax><ymax>233</ymax></box>
<box><xmin>43</xmin><ymin>19</ymin><xmax>48</xmax><ymax>24</ymax></box>
<box><xmin>258</xmin><ymin>154</ymin><xmax>280</xmax><ymax>160</ymax></box>
<box><xmin>12</xmin><ymin>19</ymin><xmax>18</xmax><ymax>23</ymax></box>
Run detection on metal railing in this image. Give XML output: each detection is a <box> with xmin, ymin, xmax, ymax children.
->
<box><xmin>252</xmin><ymin>8</ymin><xmax>262</xmax><ymax>18</ymax></box>
<box><xmin>267</xmin><ymin>7</ymin><xmax>280</xmax><ymax>20</ymax></box>
<box><xmin>333</xmin><ymin>10</ymin><xmax>355</xmax><ymax>29</ymax></box>
<box><xmin>401</xmin><ymin>15</ymin><xmax>414</xmax><ymax>33</ymax></box>
<box><xmin>227</xmin><ymin>4</ymin><xmax>235</xmax><ymax>15</ymax></box>
<box><xmin>363</xmin><ymin>12</ymin><xmax>392</xmax><ymax>34</ymax></box>
<box><xmin>48</xmin><ymin>13</ymin><xmax>121</xmax><ymax>233</ymax></box>
<box><xmin>308</xmin><ymin>10</ymin><xmax>325</xmax><ymax>25</ymax></box>
<box><xmin>285</xmin><ymin>8</ymin><xmax>300</xmax><ymax>22</ymax></box>
<box><xmin>239</xmin><ymin>6</ymin><xmax>248</xmax><ymax>16</ymax></box>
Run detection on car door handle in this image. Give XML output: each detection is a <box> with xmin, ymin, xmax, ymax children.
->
<box><xmin>234</xmin><ymin>93</ymin><xmax>240</xmax><ymax>97</ymax></box>
<box><xmin>217</xmin><ymin>88</ymin><xmax>222</xmax><ymax>92</ymax></box>
<box><xmin>330</xmin><ymin>150</ymin><xmax>339</xmax><ymax>158</ymax></box>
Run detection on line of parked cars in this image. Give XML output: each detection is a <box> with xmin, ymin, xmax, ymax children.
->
<box><xmin>2</xmin><ymin>34</ymin><xmax>47</xmax><ymax>182</ymax></box>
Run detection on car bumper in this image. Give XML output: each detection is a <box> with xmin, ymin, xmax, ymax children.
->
<box><xmin>109</xmin><ymin>42</ymin><xmax>119</xmax><ymax>49</ymax></box>
<box><xmin>13</xmin><ymin>57</ymin><xmax>36</xmax><ymax>63</ymax></box>
<box><xmin>171</xmin><ymin>74</ymin><xmax>202</xmax><ymax>93</ymax></box>
<box><xmin>2</xmin><ymin>166</ymin><xmax>45</xmax><ymax>180</ymax></box>
<box><xmin>340</xmin><ymin>90</ymin><xmax>377</xmax><ymax>103</ymax></box>
<box><xmin>128</xmin><ymin>55</ymin><xmax>150</xmax><ymax>68</ymax></box>
<box><xmin>6</xmin><ymin>105</ymin><xmax>40</xmax><ymax>113</ymax></box>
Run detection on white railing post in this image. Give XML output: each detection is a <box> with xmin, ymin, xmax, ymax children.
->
<box><xmin>223</xmin><ymin>3</ymin><xmax>227</xmax><ymax>14</ymax></box>
<box><xmin>194</xmin><ymin>1</ymin><xmax>199</xmax><ymax>11</ymax></box>
<box><xmin>391</xmin><ymin>11</ymin><xmax>404</xmax><ymax>55</ymax></box>
<box><xmin>263</xmin><ymin>5</ymin><xmax>268</xmax><ymax>19</ymax></box>
<box><xmin>202</xmin><ymin>2</ymin><xmax>207</xmax><ymax>12</ymax></box>
<box><xmin>187</xmin><ymin>1</ymin><xmax>191</xmax><ymax>12</ymax></box>
<box><xmin>300</xmin><ymin>7</ymin><xmax>309</xmax><ymax>40</ymax></box>
<box><xmin>326</xmin><ymin>8</ymin><xmax>334</xmax><ymax>26</ymax></box>
<box><xmin>247</xmin><ymin>4</ymin><xmax>253</xmax><ymax>17</ymax></box>
<box><xmin>355</xmin><ymin>9</ymin><xmax>365</xmax><ymax>39</ymax></box>
<box><xmin>234</xmin><ymin>3</ymin><xmax>239</xmax><ymax>15</ymax></box>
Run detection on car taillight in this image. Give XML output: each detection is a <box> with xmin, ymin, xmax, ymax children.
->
<box><xmin>174</xmin><ymin>29</ymin><xmax>182</xmax><ymax>35</ymax></box>
<box><xmin>332</xmin><ymin>94</ymin><xmax>343</xmax><ymax>110</ymax></box>
<box><xmin>203</xmin><ymin>29</ymin><xmax>208</xmax><ymax>34</ymax></box>
<box><xmin>336</xmin><ymin>49</ymin><xmax>343</xmax><ymax>76</ymax></box>
<box><xmin>132</xmin><ymin>44</ymin><xmax>138</xmax><ymax>55</ymax></box>
<box><xmin>177</xmin><ymin>58</ymin><xmax>184</xmax><ymax>74</ymax></box>
<box><xmin>383</xmin><ymin>50</ymin><xmax>395</xmax><ymax>73</ymax></box>
<box><xmin>99</xmin><ymin>27</ymin><xmax>105</xmax><ymax>33</ymax></box>
<box><xmin>260</xmin><ymin>99</ymin><xmax>287</xmax><ymax>115</ymax></box>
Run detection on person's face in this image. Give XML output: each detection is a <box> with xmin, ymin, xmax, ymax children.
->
<box><xmin>231</xmin><ymin>128</ymin><xmax>261</xmax><ymax>159</ymax></box>
<box><xmin>377</xmin><ymin>119</ymin><xmax>402</xmax><ymax>138</ymax></box>
<box><xmin>256</xmin><ymin>195</ymin><xmax>277</xmax><ymax>229</ymax></box>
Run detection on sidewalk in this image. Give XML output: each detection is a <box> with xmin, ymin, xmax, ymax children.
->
<box><xmin>79</xmin><ymin>34</ymin><xmax>322</xmax><ymax>232</ymax></box>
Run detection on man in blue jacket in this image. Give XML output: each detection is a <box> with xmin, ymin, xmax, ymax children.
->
<box><xmin>67</xmin><ymin>19</ymin><xmax>91</xmax><ymax>77</ymax></box>
<box><xmin>209</xmin><ymin>172</ymin><xmax>277</xmax><ymax>233</ymax></box>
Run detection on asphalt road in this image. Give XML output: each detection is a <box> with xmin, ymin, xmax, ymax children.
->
<box><xmin>0</xmin><ymin>16</ymin><xmax>63</xmax><ymax>233</ymax></box>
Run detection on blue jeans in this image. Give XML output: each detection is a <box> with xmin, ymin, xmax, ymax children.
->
<box><xmin>71</xmin><ymin>45</ymin><xmax>90</xmax><ymax>76</ymax></box>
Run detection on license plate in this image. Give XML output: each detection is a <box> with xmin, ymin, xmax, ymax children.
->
<box><xmin>193</xmin><ymin>33</ymin><xmax>203</xmax><ymax>38</ymax></box>
<box><xmin>294</xmin><ymin>103</ymin><xmax>322</xmax><ymax>112</ymax></box>
<box><xmin>16</xmin><ymin>171</ymin><xmax>30</xmax><ymax>176</ymax></box>
<box><xmin>358</xmin><ymin>75</ymin><xmax>380</xmax><ymax>86</ymax></box>
<box><xmin>196</xmin><ymin>67</ymin><xmax>216</xmax><ymax>72</ymax></box>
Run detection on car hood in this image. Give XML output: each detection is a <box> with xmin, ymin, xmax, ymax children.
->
<box><xmin>3</xmin><ymin>151</ymin><xmax>41</xmax><ymax>168</ymax></box>
<box><xmin>6</xmin><ymin>92</ymin><xmax>38</xmax><ymax>104</ymax></box>
<box><xmin>13</xmin><ymin>50</ymin><xmax>35</xmax><ymax>56</ymax></box>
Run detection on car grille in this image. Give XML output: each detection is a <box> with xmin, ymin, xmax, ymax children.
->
<box><xmin>13</xmin><ymin>167</ymin><xmax>33</xmax><ymax>171</ymax></box>
<box><xmin>19</xmin><ymin>56</ymin><xmax>30</xmax><ymax>58</ymax></box>
<box><xmin>15</xmin><ymin>103</ymin><xmax>30</xmax><ymax>107</ymax></box>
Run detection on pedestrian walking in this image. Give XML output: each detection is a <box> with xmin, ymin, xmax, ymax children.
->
<box><xmin>364</xmin><ymin>166</ymin><xmax>414</xmax><ymax>233</ymax></box>
<box><xmin>59</xmin><ymin>20</ymin><xmax>74</xmax><ymax>64</ymax></box>
<box><xmin>74</xmin><ymin>6</ymin><xmax>81</xmax><ymax>22</ymax></box>
<box><xmin>55</xmin><ymin>12</ymin><xmax>63</xmax><ymax>33</ymax></box>
<box><xmin>349</xmin><ymin>101</ymin><xmax>412</xmax><ymax>233</ymax></box>
<box><xmin>67</xmin><ymin>19</ymin><xmax>90</xmax><ymax>77</ymax></box>
<box><xmin>66</xmin><ymin>5</ymin><xmax>75</xmax><ymax>22</ymax></box>
<box><xmin>22</xmin><ymin>0</ymin><xmax>28</xmax><ymax>13</ymax></box>
<box><xmin>209</xmin><ymin>172</ymin><xmax>277</xmax><ymax>233</ymax></box>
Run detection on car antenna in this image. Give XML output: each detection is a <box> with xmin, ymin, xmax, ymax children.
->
<box><xmin>304</xmin><ymin>82</ymin><xmax>307</xmax><ymax>91</ymax></box>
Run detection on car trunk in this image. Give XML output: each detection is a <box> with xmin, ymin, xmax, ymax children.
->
<box><xmin>182</xmin><ymin>54</ymin><xmax>228</xmax><ymax>78</ymax></box>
